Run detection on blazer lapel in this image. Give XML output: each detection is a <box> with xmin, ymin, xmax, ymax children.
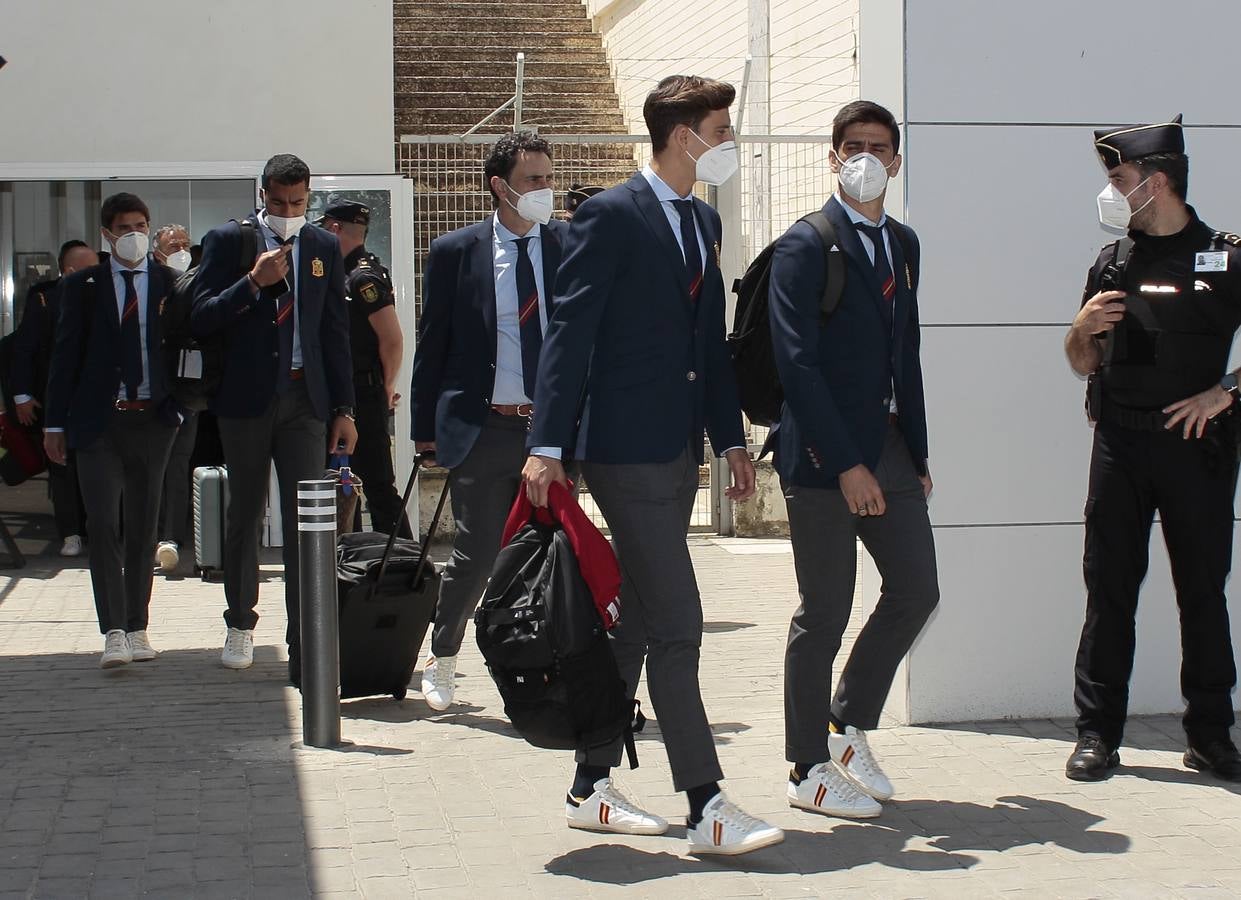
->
<box><xmin>692</xmin><ymin>198</ymin><xmax>719</xmax><ymax>318</ymax></box>
<box><xmin>472</xmin><ymin>220</ymin><xmax>498</xmax><ymax>364</ymax></box>
<box><xmin>825</xmin><ymin>196</ymin><xmax>887</xmax><ymax>322</ymax></box>
<box><xmin>887</xmin><ymin>222</ymin><xmax>912</xmax><ymax>355</ymax></box>
<box><xmin>146</xmin><ymin>261</ymin><xmax>166</xmax><ymax>367</ymax></box>
<box><xmin>98</xmin><ymin>264</ymin><xmax>121</xmax><ymax>335</ymax></box>
<box><xmin>539</xmin><ymin>222</ymin><xmax>562</xmax><ymax>319</ymax></box>
<box><xmin>627</xmin><ymin>174</ymin><xmax>693</xmax><ymax>307</ymax></box>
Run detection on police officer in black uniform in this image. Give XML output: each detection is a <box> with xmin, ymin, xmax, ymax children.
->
<box><xmin>318</xmin><ymin>199</ymin><xmax>411</xmax><ymax>537</ymax></box>
<box><xmin>1065</xmin><ymin>115</ymin><xmax>1241</xmax><ymax>783</ymax></box>
<box><xmin>563</xmin><ymin>183</ymin><xmax>604</xmax><ymax>220</ymax></box>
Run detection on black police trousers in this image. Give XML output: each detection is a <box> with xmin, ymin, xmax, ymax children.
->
<box><xmin>351</xmin><ymin>383</ymin><xmax>411</xmax><ymax>539</ymax></box>
<box><xmin>1075</xmin><ymin>421</ymin><xmax>1238</xmax><ymax>746</ymax></box>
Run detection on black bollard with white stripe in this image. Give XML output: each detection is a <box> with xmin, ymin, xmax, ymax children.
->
<box><xmin>298</xmin><ymin>478</ymin><xmax>341</xmax><ymax>748</ymax></box>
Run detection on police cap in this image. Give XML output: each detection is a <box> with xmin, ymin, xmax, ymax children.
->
<box><xmin>317</xmin><ymin>198</ymin><xmax>370</xmax><ymax>226</ymax></box>
<box><xmin>1094</xmin><ymin>114</ymin><xmax>1185</xmax><ymax>169</ymax></box>
<box><xmin>565</xmin><ymin>184</ymin><xmax>605</xmax><ymax>212</ymax></box>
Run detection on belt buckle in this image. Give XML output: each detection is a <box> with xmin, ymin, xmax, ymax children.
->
<box><xmin>517</xmin><ymin>403</ymin><xmax>533</xmax><ymax>418</ymax></box>
<box><xmin>114</xmin><ymin>398</ymin><xmax>126</xmax><ymax>411</ymax></box>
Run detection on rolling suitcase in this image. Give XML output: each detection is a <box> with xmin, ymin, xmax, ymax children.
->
<box><xmin>193</xmin><ymin>465</ymin><xmax>229</xmax><ymax>581</ymax></box>
<box><xmin>334</xmin><ymin>460</ymin><xmax>449</xmax><ymax>700</ymax></box>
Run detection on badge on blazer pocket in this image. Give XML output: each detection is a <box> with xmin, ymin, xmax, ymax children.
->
<box><xmin>311</xmin><ymin>257</ymin><xmax>325</xmax><ymax>278</ymax></box>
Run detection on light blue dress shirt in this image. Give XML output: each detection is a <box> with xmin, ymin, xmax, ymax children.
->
<box><xmin>492</xmin><ymin>213</ymin><xmax>548</xmax><ymax>405</ymax></box>
<box><xmin>257</xmin><ymin>212</ymin><xmax>303</xmax><ymax>369</ymax></box>
<box><xmin>111</xmin><ymin>254</ymin><xmax>152</xmax><ymax>401</ymax></box>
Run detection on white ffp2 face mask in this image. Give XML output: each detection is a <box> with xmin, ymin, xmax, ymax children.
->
<box><xmin>505</xmin><ymin>184</ymin><xmax>554</xmax><ymax>225</ymax></box>
<box><xmin>266</xmin><ymin>214</ymin><xmax>306</xmax><ymax>240</ymax></box>
<box><xmin>1097</xmin><ymin>178</ymin><xmax>1153</xmax><ymax>229</ymax></box>
<box><xmin>834</xmin><ymin>151</ymin><xmax>895</xmax><ymax>203</ymax></box>
<box><xmin>164</xmin><ymin>249</ymin><xmax>192</xmax><ymax>274</ymax></box>
<box><xmin>687</xmin><ymin>130</ymin><xmax>739</xmax><ymax>186</ymax></box>
<box><xmin>108</xmin><ymin>230</ymin><xmax>150</xmax><ymax>264</ymax></box>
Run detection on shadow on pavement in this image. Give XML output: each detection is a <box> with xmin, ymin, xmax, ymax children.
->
<box><xmin>545</xmin><ymin>793</ymin><xmax>1129</xmax><ymax>884</ymax></box>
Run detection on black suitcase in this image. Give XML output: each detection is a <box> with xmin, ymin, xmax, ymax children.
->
<box><xmin>334</xmin><ymin>462</ymin><xmax>449</xmax><ymax>700</ymax></box>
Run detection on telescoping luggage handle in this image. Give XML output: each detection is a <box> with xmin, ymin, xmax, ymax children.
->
<box><xmin>371</xmin><ymin>452</ymin><xmax>450</xmax><ymax>597</ymax></box>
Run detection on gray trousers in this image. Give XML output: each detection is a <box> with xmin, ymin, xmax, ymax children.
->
<box><xmin>578</xmin><ymin>448</ymin><xmax>723</xmax><ymax>792</ymax></box>
<box><xmin>430</xmin><ymin>413</ymin><xmax>528</xmax><ymax>657</ymax></box>
<box><xmin>217</xmin><ymin>381</ymin><xmax>325</xmax><ymax>648</ymax></box>
<box><xmin>784</xmin><ymin>424</ymin><xmax>939</xmax><ymax>763</ymax></box>
<box><xmin>76</xmin><ymin>410</ymin><xmax>177</xmax><ymax>634</ymax></box>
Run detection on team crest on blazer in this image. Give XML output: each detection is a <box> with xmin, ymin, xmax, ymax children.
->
<box><xmin>713</xmin><ymin>242</ymin><xmax>721</xmax><ymax>267</ymax></box>
<box><xmin>158</xmin><ymin>296</ymin><xmax>166</xmax><ymax>317</ymax></box>
<box><xmin>311</xmin><ymin>257</ymin><xmax>325</xmax><ymax>278</ymax></box>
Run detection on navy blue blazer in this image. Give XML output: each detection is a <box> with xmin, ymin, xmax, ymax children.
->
<box><xmin>9</xmin><ymin>279</ymin><xmax>60</xmax><ymax>401</ymax></box>
<box><xmin>768</xmin><ymin>195</ymin><xmax>929</xmax><ymax>488</ymax></box>
<box><xmin>528</xmin><ymin>173</ymin><xmax>746</xmax><ymax>464</ymax></box>
<box><xmin>45</xmin><ymin>260</ymin><xmax>180</xmax><ymax>449</ymax></box>
<box><xmin>410</xmin><ymin>217</ymin><xmax>566</xmax><ymax>470</ymax></box>
<box><xmin>190</xmin><ymin>217</ymin><xmax>354</xmax><ymax>420</ymax></box>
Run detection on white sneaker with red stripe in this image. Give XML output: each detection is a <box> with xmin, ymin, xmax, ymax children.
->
<box><xmin>565</xmin><ymin>778</ymin><xmax>668</xmax><ymax>835</ymax></box>
<box><xmin>788</xmin><ymin>762</ymin><xmax>882</xmax><ymax>818</ymax></box>
<box><xmin>829</xmin><ymin>725</ymin><xmax>894</xmax><ymax>800</ymax></box>
<box><xmin>687</xmin><ymin>793</ymin><xmax>784</xmax><ymax>856</ymax></box>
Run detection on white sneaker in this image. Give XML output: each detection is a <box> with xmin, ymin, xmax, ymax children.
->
<box><xmin>687</xmin><ymin>793</ymin><xmax>784</xmax><ymax>856</ymax></box>
<box><xmin>566</xmin><ymin>778</ymin><xmax>668</xmax><ymax>835</ymax></box>
<box><xmin>127</xmin><ymin>630</ymin><xmax>158</xmax><ymax>662</ymax></box>
<box><xmin>60</xmin><ymin>535</ymin><xmax>83</xmax><ymax>558</ymax></box>
<box><xmin>420</xmin><ymin>655</ymin><xmax>456</xmax><ymax>710</ymax></box>
<box><xmin>221</xmin><ymin>627</ymin><xmax>254</xmax><ymax>669</ymax></box>
<box><xmin>829</xmin><ymin>726</ymin><xmax>894</xmax><ymax>800</ymax></box>
<box><xmin>788</xmin><ymin>762</ymin><xmax>882</xmax><ymax>818</ymax></box>
<box><xmin>155</xmin><ymin>541</ymin><xmax>180</xmax><ymax>573</ymax></box>
<box><xmin>100</xmin><ymin>629</ymin><xmax>132</xmax><ymax>669</ymax></box>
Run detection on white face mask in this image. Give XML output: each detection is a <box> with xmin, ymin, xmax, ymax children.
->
<box><xmin>505</xmin><ymin>184</ymin><xmax>554</xmax><ymax>225</ymax></box>
<box><xmin>108</xmin><ymin>230</ymin><xmax>149</xmax><ymax>264</ymax></box>
<box><xmin>687</xmin><ymin>130</ymin><xmax>739</xmax><ymax>186</ymax></box>
<box><xmin>163</xmin><ymin>249</ymin><xmax>192</xmax><ymax>274</ymax></box>
<box><xmin>1097</xmin><ymin>178</ymin><xmax>1153</xmax><ymax>230</ymax></box>
<box><xmin>265</xmin><ymin>213</ymin><xmax>305</xmax><ymax>240</ymax></box>
<box><xmin>834</xmin><ymin>151</ymin><xmax>895</xmax><ymax>203</ymax></box>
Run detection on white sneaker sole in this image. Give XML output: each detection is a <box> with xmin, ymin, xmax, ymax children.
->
<box><xmin>688</xmin><ymin>828</ymin><xmax>785</xmax><ymax>856</ymax></box>
<box><xmin>100</xmin><ymin>655</ymin><xmax>130</xmax><ymax>669</ymax></box>
<box><xmin>835</xmin><ymin>768</ymin><xmax>894</xmax><ymax>802</ymax></box>
<box><xmin>566</xmin><ymin>816</ymin><xmax>668</xmax><ymax>836</ymax></box>
<box><xmin>788</xmin><ymin>793</ymin><xmax>882</xmax><ymax>819</ymax></box>
<box><xmin>131</xmin><ymin>650</ymin><xmax>158</xmax><ymax>662</ymax></box>
<box><xmin>221</xmin><ymin>656</ymin><xmax>253</xmax><ymax>670</ymax></box>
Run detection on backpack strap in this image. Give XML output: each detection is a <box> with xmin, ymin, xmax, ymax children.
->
<box><xmin>237</xmin><ymin>219</ymin><xmax>260</xmax><ymax>277</ymax></box>
<box><xmin>797</xmin><ymin>212</ymin><xmax>846</xmax><ymax>325</ymax></box>
<box><xmin>622</xmin><ymin>703</ymin><xmax>647</xmax><ymax>769</ymax></box>
<box><xmin>1213</xmin><ymin>231</ymin><xmax>1241</xmax><ymax>250</ymax></box>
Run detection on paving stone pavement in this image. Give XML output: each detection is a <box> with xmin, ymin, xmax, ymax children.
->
<box><xmin>2</xmin><ymin>534</ymin><xmax>1240</xmax><ymax>899</ymax></box>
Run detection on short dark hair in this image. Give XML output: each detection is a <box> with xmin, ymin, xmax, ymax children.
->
<box><xmin>1136</xmin><ymin>152</ymin><xmax>1189</xmax><ymax>202</ymax></box>
<box><xmin>57</xmin><ymin>240</ymin><xmax>89</xmax><ymax>272</ymax></box>
<box><xmin>831</xmin><ymin>101</ymin><xmax>901</xmax><ymax>155</ymax></box>
<box><xmin>100</xmin><ymin>192</ymin><xmax>151</xmax><ymax>230</ymax></box>
<box><xmin>483</xmin><ymin>131</ymin><xmax>553</xmax><ymax>206</ymax></box>
<box><xmin>643</xmin><ymin>75</ymin><xmax>736</xmax><ymax>153</ymax></box>
<box><xmin>262</xmin><ymin>154</ymin><xmax>312</xmax><ymax>190</ymax></box>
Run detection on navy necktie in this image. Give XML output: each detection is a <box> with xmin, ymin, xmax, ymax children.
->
<box><xmin>513</xmin><ymin>236</ymin><xmax>543</xmax><ymax>400</ymax></box>
<box><xmin>854</xmin><ymin>221</ymin><xmax>895</xmax><ymax>329</ymax></box>
<box><xmin>119</xmin><ymin>270</ymin><xmax>143</xmax><ymax>400</ymax></box>
<box><xmin>673</xmin><ymin>199</ymin><xmax>703</xmax><ymax>302</ymax></box>
<box><xmin>275</xmin><ymin>237</ymin><xmax>296</xmax><ymax>374</ymax></box>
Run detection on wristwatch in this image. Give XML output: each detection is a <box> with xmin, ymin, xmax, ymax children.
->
<box><xmin>333</xmin><ymin>406</ymin><xmax>356</xmax><ymax>421</ymax></box>
<box><xmin>1220</xmin><ymin>373</ymin><xmax>1240</xmax><ymax>401</ymax></box>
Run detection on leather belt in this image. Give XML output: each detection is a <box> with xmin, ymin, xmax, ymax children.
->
<box><xmin>114</xmin><ymin>399</ymin><xmax>154</xmax><ymax>411</ymax></box>
<box><xmin>289</xmin><ymin>368</ymin><xmax>305</xmax><ymax>381</ymax></box>
<box><xmin>1100</xmin><ymin>403</ymin><xmax>1169</xmax><ymax>432</ymax></box>
<box><xmin>491</xmin><ymin>403</ymin><xmax>533</xmax><ymax>417</ymax></box>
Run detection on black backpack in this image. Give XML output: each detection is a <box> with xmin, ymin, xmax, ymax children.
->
<box><xmin>161</xmin><ymin>220</ymin><xmax>259</xmax><ymax>411</ymax></box>
<box><xmin>475</xmin><ymin>519</ymin><xmax>643</xmax><ymax>767</ymax></box>
<box><xmin>728</xmin><ymin>212</ymin><xmax>914</xmax><ymax>428</ymax></box>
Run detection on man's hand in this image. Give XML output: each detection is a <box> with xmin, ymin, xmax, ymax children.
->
<box><xmin>44</xmin><ymin>431</ymin><xmax>66</xmax><ymax>466</ymax></box>
<box><xmin>723</xmin><ymin>447</ymin><xmax>756</xmax><ymax>501</ymax></box>
<box><xmin>522</xmin><ymin>454</ymin><xmax>567</xmax><ymax>508</ymax></box>
<box><xmin>1164</xmin><ymin>385</ymin><xmax>1234</xmax><ymax>439</ymax></box>
<box><xmin>840</xmin><ymin>463</ymin><xmax>886</xmax><ymax>517</ymax></box>
<box><xmin>328</xmin><ymin>415</ymin><xmax>358</xmax><ymax>455</ymax></box>
<box><xmin>250</xmin><ymin>246</ymin><xmax>291</xmax><ymax>289</ymax></box>
<box><xmin>15</xmin><ymin>398</ymin><xmax>40</xmax><ymax>427</ymax></box>
<box><xmin>1073</xmin><ymin>290</ymin><xmax>1126</xmax><ymax>336</ymax></box>
<box><xmin>414</xmin><ymin>440</ymin><xmax>437</xmax><ymax>467</ymax></box>
<box><xmin>386</xmin><ymin>385</ymin><xmax>402</xmax><ymax>410</ymax></box>
<box><xmin>919</xmin><ymin>472</ymin><xmax>933</xmax><ymax>500</ymax></box>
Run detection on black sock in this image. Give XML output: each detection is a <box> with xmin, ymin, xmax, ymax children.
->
<box><xmin>568</xmin><ymin>764</ymin><xmax>610</xmax><ymax>804</ymax></box>
<box><xmin>686</xmin><ymin>781</ymin><xmax>720</xmax><ymax>825</ymax></box>
<box><xmin>790</xmin><ymin>761</ymin><xmax>825</xmax><ymax>784</ymax></box>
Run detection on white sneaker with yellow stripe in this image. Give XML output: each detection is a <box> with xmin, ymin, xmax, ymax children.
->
<box><xmin>788</xmin><ymin>762</ymin><xmax>882</xmax><ymax>818</ymax></box>
<box><xmin>829</xmin><ymin>725</ymin><xmax>894</xmax><ymax>800</ymax></box>
<box><xmin>565</xmin><ymin>778</ymin><xmax>668</xmax><ymax>835</ymax></box>
<box><xmin>687</xmin><ymin>793</ymin><xmax>784</xmax><ymax>856</ymax></box>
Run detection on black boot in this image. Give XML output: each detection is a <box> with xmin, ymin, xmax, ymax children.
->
<box><xmin>1185</xmin><ymin>738</ymin><xmax>1241</xmax><ymax>782</ymax></box>
<box><xmin>1065</xmin><ymin>733</ymin><xmax>1119</xmax><ymax>781</ymax></box>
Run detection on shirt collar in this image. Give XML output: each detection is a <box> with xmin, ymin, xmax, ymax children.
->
<box><xmin>836</xmin><ymin>194</ymin><xmax>888</xmax><ymax>228</ymax></box>
<box><xmin>493</xmin><ymin>212</ymin><xmax>540</xmax><ymax>245</ymax></box>
<box><xmin>642</xmin><ymin>164</ymin><xmax>693</xmax><ymax>203</ymax></box>
<box><xmin>110</xmin><ymin>254</ymin><xmax>150</xmax><ymax>277</ymax></box>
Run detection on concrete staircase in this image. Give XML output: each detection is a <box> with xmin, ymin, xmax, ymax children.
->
<box><xmin>394</xmin><ymin>0</ymin><xmax>628</xmax><ymax>136</ymax></box>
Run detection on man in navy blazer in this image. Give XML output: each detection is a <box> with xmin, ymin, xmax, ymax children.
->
<box><xmin>522</xmin><ymin>76</ymin><xmax>783</xmax><ymax>856</ymax></box>
<box><xmin>770</xmin><ymin>101</ymin><xmax>939</xmax><ymax>820</ymax></box>
<box><xmin>192</xmin><ymin>154</ymin><xmax>356</xmax><ymax>678</ymax></box>
<box><xmin>44</xmin><ymin>193</ymin><xmax>180</xmax><ymax>669</ymax></box>
<box><xmin>410</xmin><ymin>132</ymin><xmax>566</xmax><ymax>711</ymax></box>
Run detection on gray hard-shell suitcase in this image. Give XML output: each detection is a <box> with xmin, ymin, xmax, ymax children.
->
<box><xmin>193</xmin><ymin>465</ymin><xmax>228</xmax><ymax>581</ymax></box>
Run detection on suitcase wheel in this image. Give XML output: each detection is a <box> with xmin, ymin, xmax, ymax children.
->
<box><xmin>393</xmin><ymin>686</ymin><xmax>407</xmax><ymax>701</ymax></box>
